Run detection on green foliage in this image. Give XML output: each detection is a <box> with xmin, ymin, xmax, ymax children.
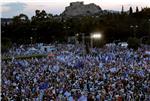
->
<box><xmin>121</xmin><ymin>5</ymin><xmax>124</xmax><ymax>14</ymax></box>
<box><xmin>2</xmin><ymin>7</ymin><xmax>150</xmax><ymax>44</ymax></box>
<box><xmin>129</xmin><ymin>7</ymin><xmax>133</xmax><ymax>15</ymax></box>
<box><xmin>127</xmin><ymin>37</ymin><xmax>140</xmax><ymax>50</ymax></box>
<box><xmin>136</xmin><ymin>7</ymin><xmax>139</xmax><ymax>13</ymax></box>
<box><xmin>142</xmin><ymin>36</ymin><xmax>150</xmax><ymax>45</ymax></box>
<box><xmin>145</xmin><ymin>39</ymin><xmax>150</xmax><ymax>45</ymax></box>
<box><xmin>1</xmin><ymin>37</ymin><xmax>12</xmax><ymax>53</ymax></box>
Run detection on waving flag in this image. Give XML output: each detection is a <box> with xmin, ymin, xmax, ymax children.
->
<box><xmin>39</xmin><ymin>82</ymin><xmax>49</xmax><ymax>90</ymax></box>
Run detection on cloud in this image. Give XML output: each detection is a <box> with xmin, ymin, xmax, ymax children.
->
<box><xmin>1</xmin><ymin>2</ymin><xmax>27</xmax><ymax>18</ymax></box>
<box><xmin>1</xmin><ymin>6</ymin><xmax>11</xmax><ymax>13</ymax></box>
<box><xmin>22</xmin><ymin>2</ymin><xmax>66</xmax><ymax>18</ymax></box>
<box><xmin>1</xmin><ymin>0</ymin><xmax>150</xmax><ymax>18</ymax></box>
<box><xmin>1</xmin><ymin>2</ymin><xmax>66</xmax><ymax>18</ymax></box>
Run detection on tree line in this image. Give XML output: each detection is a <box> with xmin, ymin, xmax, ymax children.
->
<box><xmin>1</xmin><ymin>7</ymin><xmax>150</xmax><ymax>51</ymax></box>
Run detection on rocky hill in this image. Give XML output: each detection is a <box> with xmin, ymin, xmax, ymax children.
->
<box><xmin>61</xmin><ymin>2</ymin><xmax>102</xmax><ymax>17</ymax></box>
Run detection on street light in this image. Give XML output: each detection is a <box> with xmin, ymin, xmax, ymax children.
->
<box><xmin>75</xmin><ymin>33</ymin><xmax>79</xmax><ymax>44</ymax></box>
<box><xmin>91</xmin><ymin>33</ymin><xmax>102</xmax><ymax>39</ymax></box>
<box><xmin>30</xmin><ymin>37</ymin><xmax>33</xmax><ymax>46</ymax></box>
<box><xmin>64</xmin><ymin>26</ymin><xmax>70</xmax><ymax>42</ymax></box>
<box><xmin>82</xmin><ymin>33</ymin><xmax>85</xmax><ymax>45</ymax></box>
<box><xmin>148</xmin><ymin>19</ymin><xmax>150</xmax><ymax>35</ymax></box>
<box><xmin>130</xmin><ymin>25</ymin><xmax>138</xmax><ymax>28</ymax></box>
<box><xmin>130</xmin><ymin>25</ymin><xmax>138</xmax><ymax>37</ymax></box>
<box><xmin>90</xmin><ymin>32</ymin><xmax>102</xmax><ymax>48</ymax></box>
<box><xmin>76</xmin><ymin>33</ymin><xmax>79</xmax><ymax>36</ymax></box>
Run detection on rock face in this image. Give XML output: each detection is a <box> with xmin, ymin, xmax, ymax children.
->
<box><xmin>62</xmin><ymin>2</ymin><xmax>102</xmax><ymax>17</ymax></box>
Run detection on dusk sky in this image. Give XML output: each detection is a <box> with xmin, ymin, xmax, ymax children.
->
<box><xmin>1</xmin><ymin>0</ymin><xmax>150</xmax><ymax>18</ymax></box>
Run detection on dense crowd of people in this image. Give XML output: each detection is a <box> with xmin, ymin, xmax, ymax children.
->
<box><xmin>1</xmin><ymin>44</ymin><xmax>150</xmax><ymax>101</ymax></box>
<box><xmin>2</xmin><ymin>43</ymin><xmax>54</xmax><ymax>57</ymax></box>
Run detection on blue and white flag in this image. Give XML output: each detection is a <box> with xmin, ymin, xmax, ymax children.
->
<box><xmin>39</xmin><ymin>82</ymin><xmax>49</xmax><ymax>90</ymax></box>
<box><xmin>138</xmin><ymin>70</ymin><xmax>145</xmax><ymax>77</ymax></box>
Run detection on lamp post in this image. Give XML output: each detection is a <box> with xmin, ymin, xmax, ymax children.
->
<box><xmin>75</xmin><ymin>33</ymin><xmax>79</xmax><ymax>44</ymax></box>
<box><xmin>90</xmin><ymin>32</ymin><xmax>102</xmax><ymax>48</ymax></box>
<box><xmin>148</xmin><ymin>19</ymin><xmax>150</xmax><ymax>36</ymax></box>
<box><xmin>64</xmin><ymin>26</ymin><xmax>70</xmax><ymax>43</ymax></box>
<box><xmin>130</xmin><ymin>25</ymin><xmax>138</xmax><ymax>37</ymax></box>
<box><xmin>30</xmin><ymin>37</ymin><xmax>33</xmax><ymax>46</ymax></box>
<box><xmin>82</xmin><ymin>33</ymin><xmax>85</xmax><ymax>46</ymax></box>
<box><xmin>31</xmin><ymin>28</ymin><xmax>37</xmax><ymax>43</ymax></box>
<box><xmin>75</xmin><ymin>33</ymin><xmax>85</xmax><ymax>45</ymax></box>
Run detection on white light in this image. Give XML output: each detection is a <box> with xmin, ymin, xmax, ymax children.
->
<box><xmin>76</xmin><ymin>33</ymin><xmax>79</xmax><ymax>36</ymax></box>
<box><xmin>91</xmin><ymin>33</ymin><xmax>102</xmax><ymax>39</ymax></box>
<box><xmin>130</xmin><ymin>25</ymin><xmax>133</xmax><ymax>28</ymax></box>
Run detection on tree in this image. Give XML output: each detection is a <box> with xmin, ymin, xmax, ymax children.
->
<box><xmin>32</xmin><ymin>10</ymin><xmax>49</xmax><ymax>22</ymax></box>
<box><xmin>127</xmin><ymin>37</ymin><xmax>140</xmax><ymax>50</ymax></box>
<box><xmin>13</xmin><ymin>13</ymin><xmax>29</xmax><ymax>24</ymax></box>
<box><xmin>9</xmin><ymin>14</ymin><xmax>31</xmax><ymax>44</ymax></box>
<box><xmin>121</xmin><ymin>5</ymin><xmax>124</xmax><ymax>14</ymax></box>
<box><xmin>2</xmin><ymin>7</ymin><xmax>150</xmax><ymax>45</ymax></box>
<box><xmin>136</xmin><ymin>6</ymin><xmax>139</xmax><ymax>13</ymax></box>
<box><xmin>129</xmin><ymin>7</ymin><xmax>133</xmax><ymax>15</ymax></box>
<box><xmin>1</xmin><ymin>37</ymin><xmax>12</xmax><ymax>53</ymax></box>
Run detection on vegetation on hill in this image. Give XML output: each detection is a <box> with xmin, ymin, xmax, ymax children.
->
<box><xmin>2</xmin><ymin>7</ymin><xmax>150</xmax><ymax>50</ymax></box>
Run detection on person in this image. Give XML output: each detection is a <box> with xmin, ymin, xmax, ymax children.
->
<box><xmin>1</xmin><ymin>43</ymin><xmax>150</xmax><ymax>100</ymax></box>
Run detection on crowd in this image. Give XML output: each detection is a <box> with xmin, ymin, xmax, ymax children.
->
<box><xmin>2</xmin><ymin>43</ymin><xmax>54</xmax><ymax>57</ymax></box>
<box><xmin>1</xmin><ymin>44</ymin><xmax>150</xmax><ymax>101</ymax></box>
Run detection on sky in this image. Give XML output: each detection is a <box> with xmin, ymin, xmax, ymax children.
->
<box><xmin>1</xmin><ymin>0</ymin><xmax>150</xmax><ymax>18</ymax></box>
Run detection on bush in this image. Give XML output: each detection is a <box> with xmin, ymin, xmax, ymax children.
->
<box><xmin>127</xmin><ymin>37</ymin><xmax>140</xmax><ymax>50</ymax></box>
<box><xmin>144</xmin><ymin>38</ymin><xmax>150</xmax><ymax>45</ymax></box>
<box><xmin>1</xmin><ymin>38</ymin><xmax>12</xmax><ymax>53</ymax></box>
